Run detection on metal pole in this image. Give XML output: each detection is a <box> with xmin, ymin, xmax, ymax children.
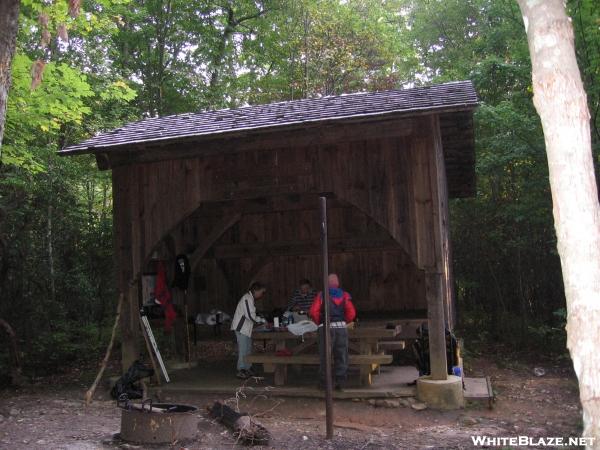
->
<box><xmin>319</xmin><ymin>196</ymin><xmax>333</xmax><ymax>439</ymax></box>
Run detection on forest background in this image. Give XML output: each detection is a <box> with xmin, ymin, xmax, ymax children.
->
<box><xmin>0</xmin><ymin>0</ymin><xmax>598</xmax><ymax>378</ymax></box>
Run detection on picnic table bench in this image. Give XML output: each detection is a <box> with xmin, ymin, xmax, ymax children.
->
<box><xmin>245</xmin><ymin>352</ymin><xmax>393</xmax><ymax>386</ymax></box>
<box><xmin>249</xmin><ymin>325</ymin><xmax>401</xmax><ymax>386</ymax></box>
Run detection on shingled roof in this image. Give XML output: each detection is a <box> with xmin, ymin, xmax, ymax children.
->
<box><xmin>60</xmin><ymin>81</ymin><xmax>477</xmax><ymax>154</ymax></box>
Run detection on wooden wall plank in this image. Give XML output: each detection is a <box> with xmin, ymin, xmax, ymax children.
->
<box><xmin>189</xmin><ymin>213</ymin><xmax>242</xmax><ymax>270</ymax></box>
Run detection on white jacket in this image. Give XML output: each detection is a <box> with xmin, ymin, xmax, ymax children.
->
<box><xmin>231</xmin><ymin>292</ymin><xmax>264</xmax><ymax>337</ymax></box>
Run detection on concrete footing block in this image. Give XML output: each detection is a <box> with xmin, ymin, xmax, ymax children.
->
<box><xmin>416</xmin><ymin>375</ymin><xmax>464</xmax><ymax>410</ymax></box>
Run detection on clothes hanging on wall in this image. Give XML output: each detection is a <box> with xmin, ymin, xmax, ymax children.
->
<box><xmin>172</xmin><ymin>254</ymin><xmax>191</xmax><ymax>290</ymax></box>
<box><xmin>155</xmin><ymin>261</ymin><xmax>177</xmax><ymax>331</ymax></box>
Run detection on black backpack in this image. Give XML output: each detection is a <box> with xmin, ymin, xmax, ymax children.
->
<box><xmin>412</xmin><ymin>323</ymin><xmax>459</xmax><ymax>376</ymax></box>
<box><xmin>110</xmin><ymin>360</ymin><xmax>154</xmax><ymax>399</ymax></box>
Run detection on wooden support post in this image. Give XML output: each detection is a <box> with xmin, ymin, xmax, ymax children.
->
<box><xmin>425</xmin><ymin>272</ymin><xmax>448</xmax><ymax>380</ymax></box>
<box><xmin>121</xmin><ymin>281</ymin><xmax>141</xmax><ymax>371</ymax></box>
<box><xmin>273</xmin><ymin>340</ymin><xmax>288</xmax><ymax>386</ymax></box>
<box><xmin>430</xmin><ymin>114</ymin><xmax>455</xmax><ymax>331</ymax></box>
<box><xmin>359</xmin><ymin>340</ymin><xmax>373</xmax><ymax>386</ymax></box>
<box><xmin>113</xmin><ymin>167</ymin><xmax>142</xmax><ymax>372</ymax></box>
<box><xmin>427</xmin><ymin>115</ymin><xmax>450</xmax><ymax>381</ymax></box>
<box><xmin>413</xmin><ymin>115</ymin><xmax>452</xmax><ymax>382</ymax></box>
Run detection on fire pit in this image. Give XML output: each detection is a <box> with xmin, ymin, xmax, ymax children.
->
<box><xmin>117</xmin><ymin>397</ymin><xmax>199</xmax><ymax>444</ymax></box>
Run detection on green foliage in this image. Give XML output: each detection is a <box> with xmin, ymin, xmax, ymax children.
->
<box><xmin>0</xmin><ymin>1</ymin><xmax>134</xmax><ymax>378</ymax></box>
<box><xmin>0</xmin><ymin>150</ymin><xmax>117</xmax><ymax>359</ymax></box>
<box><xmin>24</xmin><ymin>323</ymin><xmax>113</xmax><ymax>375</ymax></box>
<box><xmin>3</xmin><ymin>52</ymin><xmax>95</xmax><ymax>171</ymax></box>
<box><xmin>106</xmin><ymin>0</ymin><xmax>420</xmax><ymax>112</ymax></box>
<box><xmin>8</xmin><ymin>54</ymin><xmax>93</xmax><ymax>130</ymax></box>
<box><xmin>257</xmin><ymin>0</ymin><xmax>416</xmax><ymax>98</ymax></box>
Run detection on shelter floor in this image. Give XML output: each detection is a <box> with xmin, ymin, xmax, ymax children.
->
<box><xmin>153</xmin><ymin>359</ymin><xmax>419</xmax><ymax>399</ymax></box>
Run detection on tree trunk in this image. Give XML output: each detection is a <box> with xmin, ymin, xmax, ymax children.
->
<box><xmin>302</xmin><ymin>10</ymin><xmax>310</xmax><ymax>98</ymax></box>
<box><xmin>154</xmin><ymin>0</ymin><xmax>172</xmax><ymax>116</ymax></box>
<box><xmin>207</xmin><ymin>5</ymin><xmax>269</xmax><ymax>107</ymax></box>
<box><xmin>47</xmin><ymin>203</ymin><xmax>55</xmax><ymax>303</ymax></box>
<box><xmin>0</xmin><ymin>318</ymin><xmax>23</xmax><ymax>385</ymax></box>
<box><xmin>84</xmin><ymin>293</ymin><xmax>124</xmax><ymax>405</ymax></box>
<box><xmin>47</xmin><ymin>158</ymin><xmax>56</xmax><ymax>304</ymax></box>
<box><xmin>0</xmin><ymin>0</ymin><xmax>20</xmax><ymax>156</ymax></box>
<box><xmin>517</xmin><ymin>1</ymin><xmax>600</xmax><ymax>446</ymax></box>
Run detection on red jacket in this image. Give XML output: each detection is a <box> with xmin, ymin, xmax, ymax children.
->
<box><xmin>155</xmin><ymin>261</ymin><xmax>176</xmax><ymax>332</ymax></box>
<box><xmin>309</xmin><ymin>289</ymin><xmax>356</xmax><ymax>324</ymax></box>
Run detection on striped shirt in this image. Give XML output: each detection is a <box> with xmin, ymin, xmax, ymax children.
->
<box><xmin>288</xmin><ymin>288</ymin><xmax>317</xmax><ymax>312</ymax></box>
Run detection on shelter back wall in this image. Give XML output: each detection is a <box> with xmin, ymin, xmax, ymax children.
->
<box><xmin>112</xmin><ymin>115</ymin><xmax>451</xmax><ymax>363</ymax></box>
<box><xmin>175</xmin><ymin>204</ymin><xmax>425</xmax><ymax>316</ymax></box>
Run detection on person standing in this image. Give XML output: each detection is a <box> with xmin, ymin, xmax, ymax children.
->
<box><xmin>309</xmin><ymin>274</ymin><xmax>356</xmax><ymax>389</ymax></box>
<box><xmin>287</xmin><ymin>279</ymin><xmax>317</xmax><ymax>312</ymax></box>
<box><xmin>231</xmin><ymin>282</ymin><xmax>267</xmax><ymax>379</ymax></box>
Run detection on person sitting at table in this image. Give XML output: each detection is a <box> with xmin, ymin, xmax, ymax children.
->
<box><xmin>231</xmin><ymin>282</ymin><xmax>267</xmax><ymax>379</ymax></box>
<box><xmin>287</xmin><ymin>279</ymin><xmax>317</xmax><ymax>312</ymax></box>
<box><xmin>308</xmin><ymin>273</ymin><xmax>356</xmax><ymax>390</ymax></box>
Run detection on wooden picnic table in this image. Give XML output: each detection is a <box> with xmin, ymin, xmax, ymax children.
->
<box><xmin>249</xmin><ymin>325</ymin><xmax>402</xmax><ymax>385</ymax></box>
<box><xmin>253</xmin><ymin>325</ymin><xmax>401</xmax><ymax>353</ymax></box>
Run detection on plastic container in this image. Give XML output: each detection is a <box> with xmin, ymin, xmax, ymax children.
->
<box><xmin>452</xmin><ymin>366</ymin><xmax>462</xmax><ymax>377</ymax></box>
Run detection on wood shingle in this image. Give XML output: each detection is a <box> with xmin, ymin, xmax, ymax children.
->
<box><xmin>60</xmin><ymin>81</ymin><xmax>477</xmax><ymax>154</ymax></box>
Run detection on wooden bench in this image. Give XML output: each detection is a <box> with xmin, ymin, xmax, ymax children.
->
<box><xmin>377</xmin><ymin>341</ymin><xmax>406</xmax><ymax>351</ymax></box>
<box><xmin>245</xmin><ymin>353</ymin><xmax>393</xmax><ymax>386</ymax></box>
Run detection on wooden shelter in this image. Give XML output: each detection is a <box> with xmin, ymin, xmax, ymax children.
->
<box><xmin>61</xmin><ymin>81</ymin><xmax>477</xmax><ymax>377</ymax></box>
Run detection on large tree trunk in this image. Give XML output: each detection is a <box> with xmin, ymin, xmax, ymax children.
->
<box><xmin>517</xmin><ymin>1</ymin><xmax>600</xmax><ymax>446</ymax></box>
<box><xmin>0</xmin><ymin>0</ymin><xmax>21</xmax><ymax>156</ymax></box>
<box><xmin>0</xmin><ymin>318</ymin><xmax>23</xmax><ymax>385</ymax></box>
<box><xmin>47</xmin><ymin>158</ymin><xmax>56</xmax><ymax>303</ymax></box>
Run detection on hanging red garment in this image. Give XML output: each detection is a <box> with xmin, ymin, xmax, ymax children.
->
<box><xmin>155</xmin><ymin>261</ymin><xmax>176</xmax><ymax>332</ymax></box>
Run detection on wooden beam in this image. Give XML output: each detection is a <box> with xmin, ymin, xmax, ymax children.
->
<box><xmin>245</xmin><ymin>354</ymin><xmax>392</xmax><ymax>365</ymax></box>
<box><xmin>241</xmin><ymin>255</ymin><xmax>270</xmax><ymax>288</ymax></box>
<box><xmin>216</xmin><ymin>258</ymin><xmax>243</xmax><ymax>298</ymax></box>
<box><xmin>95</xmin><ymin>153</ymin><xmax>110</xmax><ymax>170</ymax></box>
<box><xmin>189</xmin><ymin>213</ymin><xmax>242</xmax><ymax>270</ymax></box>
<box><xmin>212</xmin><ymin>235</ymin><xmax>400</xmax><ymax>259</ymax></box>
<box><xmin>191</xmin><ymin>194</ymin><xmax>347</xmax><ymax>218</ymax></box>
<box><xmin>103</xmin><ymin>117</ymin><xmax>416</xmax><ymax>169</ymax></box>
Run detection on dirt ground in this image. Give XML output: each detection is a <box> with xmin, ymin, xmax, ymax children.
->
<box><xmin>0</xmin><ymin>355</ymin><xmax>583</xmax><ymax>449</ymax></box>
